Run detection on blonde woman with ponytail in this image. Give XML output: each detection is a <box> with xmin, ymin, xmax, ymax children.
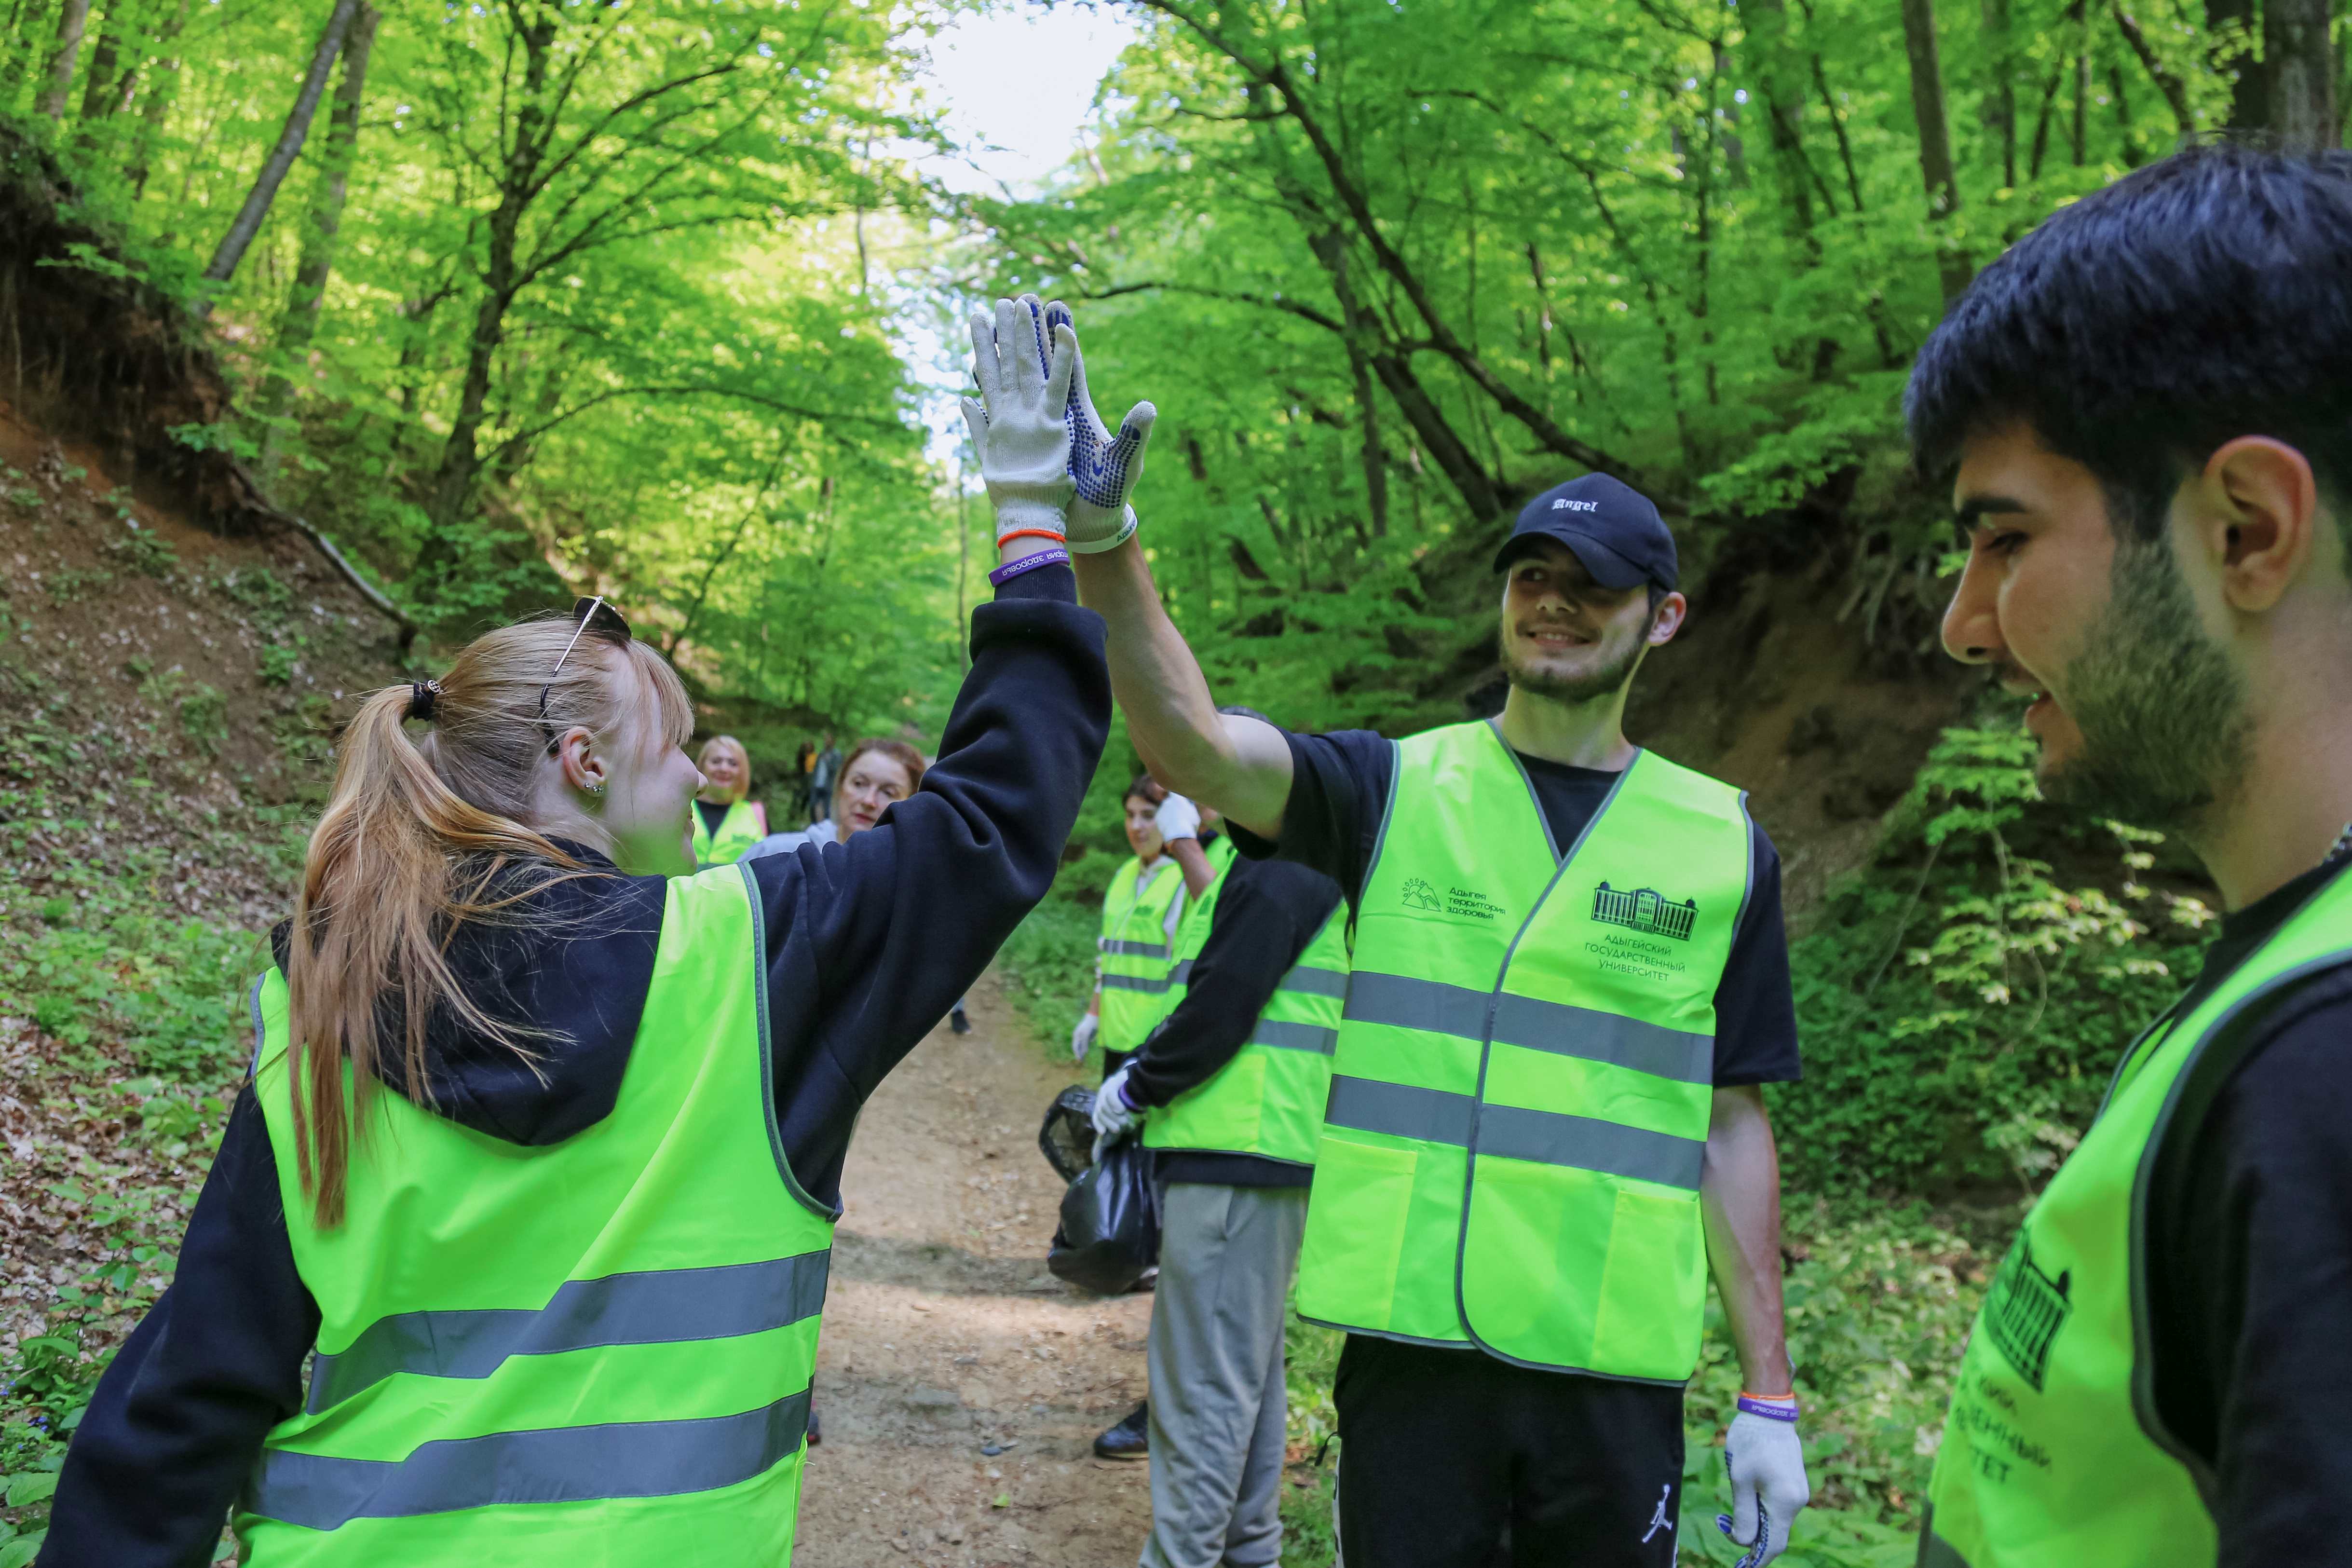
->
<box><xmin>43</xmin><ymin>294</ymin><xmax>1123</xmax><ymax>1568</ymax></box>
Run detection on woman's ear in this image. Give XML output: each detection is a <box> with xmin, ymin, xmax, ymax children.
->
<box><xmin>2199</xmin><ymin>436</ymin><xmax>2321</xmax><ymax>614</ymax></box>
<box><xmin>555</xmin><ymin>727</ymin><xmax>607</xmax><ymax>797</ymax></box>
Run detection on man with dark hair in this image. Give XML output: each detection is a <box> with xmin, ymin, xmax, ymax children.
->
<box><xmin>1906</xmin><ymin>142</ymin><xmax>2352</xmax><ymax>1567</ymax></box>
<box><xmin>1088</xmin><ymin>723</ymin><xmax>1348</xmax><ymax>1568</ymax></box>
<box><xmin>1067</xmin><ymin>451</ymin><xmax>1809</xmax><ymax>1564</ymax></box>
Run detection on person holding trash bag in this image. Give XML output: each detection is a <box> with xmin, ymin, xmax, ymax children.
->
<box><xmin>1049</xmin><ymin>299</ymin><xmax>1805</xmax><ymax>1568</ymax></box>
<box><xmin>1090</xmin><ymin>726</ymin><xmax>1348</xmax><ymax>1568</ymax></box>
<box><xmin>1908</xmin><ymin>145</ymin><xmax>2352</xmax><ymax>1568</ymax></box>
<box><xmin>690</xmin><ymin>733</ymin><xmax>768</xmax><ymax>867</ymax></box>
<box><xmin>38</xmin><ymin>293</ymin><xmax>1119</xmax><ymax>1568</ymax></box>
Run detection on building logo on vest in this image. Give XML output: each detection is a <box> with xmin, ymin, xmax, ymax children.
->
<box><xmin>1983</xmin><ymin>1231</ymin><xmax>2071</xmax><ymax>1393</ymax></box>
<box><xmin>1591</xmin><ymin>881</ymin><xmax>1699</xmax><ymax>941</ymax></box>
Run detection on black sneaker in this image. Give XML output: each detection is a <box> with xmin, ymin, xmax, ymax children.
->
<box><xmin>950</xmin><ymin>1007</ymin><xmax>972</xmax><ymax>1036</ymax></box>
<box><xmin>1092</xmin><ymin>1400</ymin><xmax>1148</xmax><ymax>1460</ymax></box>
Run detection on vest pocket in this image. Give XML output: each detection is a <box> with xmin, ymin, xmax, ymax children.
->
<box><xmin>1297</xmin><ymin>1133</ymin><xmax>1417</xmax><ymax>1332</ymax></box>
<box><xmin>1589</xmin><ymin>1185</ymin><xmax>1705</xmax><ymax>1380</ymax></box>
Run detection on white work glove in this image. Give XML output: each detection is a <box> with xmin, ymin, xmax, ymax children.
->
<box><xmin>1070</xmin><ymin>1010</ymin><xmax>1099</xmax><ymax>1064</ymax></box>
<box><xmin>962</xmin><ymin>294</ymin><xmax>1076</xmax><ymax>545</ymax></box>
<box><xmin>1041</xmin><ymin>300</ymin><xmax>1155</xmax><ymax>553</ymax></box>
<box><xmin>1152</xmin><ymin>792</ymin><xmax>1201</xmax><ymax>845</ymax></box>
<box><xmin>1090</xmin><ymin>1064</ymin><xmax>1139</xmax><ymax>1160</ymax></box>
<box><xmin>1717</xmin><ymin>1402</ymin><xmax>1809</xmax><ymax>1568</ymax></box>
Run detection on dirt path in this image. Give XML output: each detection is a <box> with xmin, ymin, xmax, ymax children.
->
<box><xmin>793</xmin><ymin>977</ymin><xmax>1155</xmax><ymax>1568</ymax></box>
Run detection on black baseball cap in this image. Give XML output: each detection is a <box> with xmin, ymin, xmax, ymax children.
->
<box><xmin>1493</xmin><ymin>473</ymin><xmax>1678</xmax><ymax>592</ymax></box>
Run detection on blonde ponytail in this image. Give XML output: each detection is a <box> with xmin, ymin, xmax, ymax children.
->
<box><xmin>285</xmin><ymin>618</ymin><xmax>691</xmax><ymax>1227</ymax></box>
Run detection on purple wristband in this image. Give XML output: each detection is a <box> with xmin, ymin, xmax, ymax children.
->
<box><xmin>989</xmin><ymin>546</ymin><xmax>1071</xmax><ymax>586</ymax></box>
<box><xmin>1737</xmin><ymin>1394</ymin><xmax>1800</xmax><ymax>1422</ymax></box>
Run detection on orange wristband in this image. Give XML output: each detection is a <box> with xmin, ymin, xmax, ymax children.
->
<box><xmin>998</xmin><ymin>528</ymin><xmax>1066</xmax><ymax>545</ymax></box>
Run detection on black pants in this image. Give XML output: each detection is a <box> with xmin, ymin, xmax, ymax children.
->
<box><xmin>1333</xmin><ymin>1336</ymin><xmax>1684</xmax><ymax>1568</ymax></box>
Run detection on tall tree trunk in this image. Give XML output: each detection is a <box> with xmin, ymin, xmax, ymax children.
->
<box><xmin>1981</xmin><ymin>0</ymin><xmax>2017</xmax><ymax>186</ymax></box>
<box><xmin>1899</xmin><ymin>0</ymin><xmax>1971</xmax><ymax>301</ymax></box>
<box><xmin>75</xmin><ymin>0</ymin><xmax>131</xmax><ymax>120</ymax></box>
<box><xmin>123</xmin><ymin>0</ymin><xmax>189</xmax><ymax>197</ymax></box>
<box><xmin>197</xmin><ymin>0</ymin><xmax>360</xmax><ymax>302</ymax></box>
<box><xmin>35</xmin><ymin>0</ymin><xmax>93</xmax><ymax>119</ymax></box>
<box><xmin>1346</xmin><ymin>335</ymin><xmax>1388</xmax><ymax>539</ymax></box>
<box><xmin>2070</xmin><ymin>42</ymin><xmax>2090</xmax><ymax>165</ymax></box>
<box><xmin>427</xmin><ymin>4</ymin><xmax>559</xmax><ymax>532</ymax></box>
<box><xmin>2266</xmin><ymin>0</ymin><xmax>2340</xmax><ymax>150</ymax></box>
<box><xmin>2207</xmin><ymin>0</ymin><xmax>2267</xmax><ymax>133</ymax></box>
<box><xmin>1746</xmin><ymin>0</ymin><xmax>1820</xmax><ymax>235</ymax></box>
<box><xmin>256</xmin><ymin>1</ymin><xmax>377</xmax><ymax>477</ymax></box>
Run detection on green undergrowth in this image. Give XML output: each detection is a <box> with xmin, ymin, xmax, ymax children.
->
<box><xmin>993</xmin><ymin>896</ymin><xmax>1104</xmax><ymax>1076</ymax></box>
<box><xmin>0</xmin><ymin>731</ymin><xmax>307</xmax><ymax>1554</ymax></box>
<box><xmin>1774</xmin><ymin>722</ymin><xmax>2215</xmax><ymax>1198</ymax></box>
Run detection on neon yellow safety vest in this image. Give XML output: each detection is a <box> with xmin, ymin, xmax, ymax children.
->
<box><xmin>1294</xmin><ymin>720</ymin><xmax>1751</xmax><ymax>1382</ymax></box>
<box><xmin>1097</xmin><ymin>853</ymin><xmax>1189</xmax><ymax>1055</ymax></box>
<box><xmin>693</xmin><ymin>798</ymin><xmax>768</xmax><ymax>867</ymax></box>
<box><xmin>1144</xmin><ymin>842</ymin><xmax>1348</xmax><ymax>1169</ymax></box>
<box><xmin>1919</xmin><ymin>863</ymin><xmax>2352</xmax><ymax>1568</ymax></box>
<box><xmin>238</xmin><ymin>861</ymin><xmax>832</xmax><ymax>1565</ymax></box>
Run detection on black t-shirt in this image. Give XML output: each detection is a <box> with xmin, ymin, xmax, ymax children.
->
<box><xmin>1228</xmin><ymin>726</ymin><xmax>1801</xmax><ymax>1087</ymax></box>
<box><xmin>1128</xmin><ymin>855</ymin><xmax>1346</xmax><ymax>1190</ymax></box>
<box><xmin>694</xmin><ymin>799</ymin><xmax>730</xmax><ymax>837</ymax></box>
<box><xmin>2140</xmin><ymin>853</ymin><xmax>2352</xmax><ymax>1561</ymax></box>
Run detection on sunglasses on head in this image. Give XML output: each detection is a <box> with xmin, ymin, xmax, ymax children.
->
<box><xmin>540</xmin><ymin>596</ymin><xmax>633</xmax><ymax>751</ymax></box>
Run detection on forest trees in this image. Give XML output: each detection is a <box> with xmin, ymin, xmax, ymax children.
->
<box><xmin>965</xmin><ymin>0</ymin><xmax>2346</xmax><ymax>731</ymax></box>
<box><xmin>2</xmin><ymin>0</ymin><xmax>965</xmax><ymax>736</ymax></box>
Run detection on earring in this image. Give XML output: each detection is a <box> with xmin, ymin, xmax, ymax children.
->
<box><xmin>587</xmin><ymin>783</ymin><xmax>606</xmax><ymax>797</ymax></box>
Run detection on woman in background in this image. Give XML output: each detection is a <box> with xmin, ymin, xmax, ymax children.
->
<box><xmin>690</xmin><ymin>734</ymin><xmax>767</xmax><ymax>866</ymax></box>
<box><xmin>749</xmin><ymin>738</ymin><xmax>967</xmax><ymax>1044</ymax></box>
<box><xmin>749</xmin><ymin>737</ymin><xmax>924</xmax><ymax>858</ymax></box>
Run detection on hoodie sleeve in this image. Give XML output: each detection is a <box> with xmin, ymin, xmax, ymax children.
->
<box><xmin>1120</xmin><ymin>859</ymin><xmax>1342</xmax><ymax>1110</ymax></box>
<box><xmin>749</xmin><ymin>564</ymin><xmax>1111</xmax><ymax>1211</ymax></box>
<box><xmin>41</xmin><ymin>1085</ymin><xmax>318</xmax><ymax>1568</ymax></box>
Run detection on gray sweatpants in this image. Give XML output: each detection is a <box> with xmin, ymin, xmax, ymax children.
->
<box><xmin>1141</xmin><ymin>1182</ymin><xmax>1310</xmax><ymax>1568</ymax></box>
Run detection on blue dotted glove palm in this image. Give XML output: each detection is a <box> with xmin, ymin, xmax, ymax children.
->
<box><xmin>1042</xmin><ymin>300</ymin><xmax>1156</xmax><ymax>553</ymax></box>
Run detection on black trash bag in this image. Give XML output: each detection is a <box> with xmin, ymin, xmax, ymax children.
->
<box><xmin>1047</xmin><ymin>1135</ymin><xmax>1160</xmax><ymax>1295</ymax></box>
<box><xmin>1038</xmin><ymin>1084</ymin><xmax>1097</xmax><ymax>1184</ymax></box>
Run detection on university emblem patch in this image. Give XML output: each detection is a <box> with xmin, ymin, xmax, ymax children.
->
<box><xmin>1984</xmin><ymin>1232</ymin><xmax>2071</xmax><ymax>1392</ymax></box>
<box><xmin>1591</xmin><ymin>881</ymin><xmax>1699</xmax><ymax>941</ymax></box>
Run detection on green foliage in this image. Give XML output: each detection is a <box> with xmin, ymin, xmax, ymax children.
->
<box><xmin>104</xmin><ymin>518</ymin><xmax>177</xmax><ymax>582</ymax></box>
<box><xmin>1774</xmin><ymin>722</ymin><xmax>2214</xmax><ymax>1198</ymax></box>
<box><xmin>992</xmin><ymin>898</ymin><xmax>1101</xmax><ymax>1065</ymax></box>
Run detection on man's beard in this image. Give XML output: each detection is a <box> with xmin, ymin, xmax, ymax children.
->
<box><xmin>2041</xmin><ymin>537</ymin><xmax>2250</xmax><ymax>832</ymax></box>
<box><xmin>1504</xmin><ymin>627</ymin><xmax>1646</xmax><ymax>705</ymax></box>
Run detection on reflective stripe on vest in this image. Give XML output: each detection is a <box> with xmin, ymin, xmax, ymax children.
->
<box><xmin>692</xmin><ymin>798</ymin><xmax>766</xmax><ymax>867</ymax></box>
<box><xmin>1143</xmin><ymin>842</ymin><xmax>1348</xmax><ymax>1167</ymax></box>
<box><xmin>1096</xmin><ymin>853</ymin><xmax>1191</xmax><ymax>1052</ymax></box>
<box><xmin>1293</xmin><ymin>721</ymin><xmax>1750</xmax><ymax>1382</ymax></box>
<box><xmin>1921</xmin><ymin>864</ymin><xmax>2352</xmax><ymax>1568</ymax></box>
<box><xmin>240</xmin><ymin>861</ymin><xmax>829</xmax><ymax>1564</ymax></box>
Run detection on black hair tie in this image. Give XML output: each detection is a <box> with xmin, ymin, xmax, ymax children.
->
<box><xmin>408</xmin><ymin>680</ymin><xmax>443</xmax><ymax>722</ymax></box>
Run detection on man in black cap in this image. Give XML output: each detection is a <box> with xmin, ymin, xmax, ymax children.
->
<box><xmin>1072</xmin><ymin>466</ymin><xmax>1808</xmax><ymax>1567</ymax></box>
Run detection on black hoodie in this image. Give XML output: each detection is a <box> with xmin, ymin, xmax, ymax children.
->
<box><xmin>41</xmin><ymin>566</ymin><xmax>1109</xmax><ymax>1568</ymax></box>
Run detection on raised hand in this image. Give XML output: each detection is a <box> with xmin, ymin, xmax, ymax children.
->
<box><xmin>1041</xmin><ymin>300</ymin><xmax>1156</xmax><ymax>553</ymax></box>
<box><xmin>961</xmin><ymin>294</ymin><xmax>1077</xmax><ymax>548</ymax></box>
